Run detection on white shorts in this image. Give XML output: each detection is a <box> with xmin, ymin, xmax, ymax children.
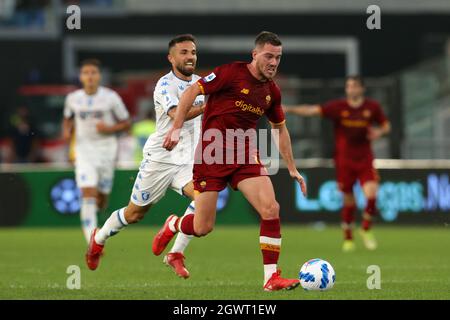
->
<box><xmin>130</xmin><ymin>159</ymin><xmax>193</xmax><ymax>207</ymax></box>
<box><xmin>75</xmin><ymin>157</ymin><xmax>115</xmax><ymax>194</ymax></box>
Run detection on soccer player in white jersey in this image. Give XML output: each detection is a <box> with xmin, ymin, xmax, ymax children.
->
<box><xmin>62</xmin><ymin>59</ymin><xmax>131</xmax><ymax>243</ymax></box>
<box><xmin>86</xmin><ymin>34</ymin><xmax>205</xmax><ymax>279</ymax></box>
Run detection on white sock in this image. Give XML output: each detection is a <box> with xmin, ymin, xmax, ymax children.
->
<box><xmin>80</xmin><ymin>198</ymin><xmax>98</xmax><ymax>243</ymax></box>
<box><xmin>264</xmin><ymin>264</ymin><xmax>277</xmax><ymax>285</ymax></box>
<box><xmin>94</xmin><ymin>207</ymin><xmax>128</xmax><ymax>245</ymax></box>
<box><xmin>169</xmin><ymin>201</ymin><xmax>194</xmax><ymax>253</ymax></box>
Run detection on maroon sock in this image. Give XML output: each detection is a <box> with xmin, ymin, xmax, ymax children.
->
<box><xmin>362</xmin><ymin>198</ymin><xmax>377</xmax><ymax>231</ymax></box>
<box><xmin>259</xmin><ymin>218</ymin><xmax>281</xmax><ymax>265</ymax></box>
<box><xmin>341</xmin><ymin>204</ymin><xmax>356</xmax><ymax>240</ymax></box>
<box><xmin>176</xmin><ymin>213</ymin><xmax>197</xmax><ymax>236</ymax></box>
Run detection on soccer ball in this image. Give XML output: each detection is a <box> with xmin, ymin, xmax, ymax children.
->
<box><xmin>299</xmin><ymin>258</ymin><xmax>335</xmax><ymax>291</ymax></box>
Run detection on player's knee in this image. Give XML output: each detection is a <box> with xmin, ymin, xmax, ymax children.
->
<box><xmin>261</xmin><ymin>201</ymin><xmax>280</xmax><ymax>220</ymax></box>
<box><xmin>363</xmin><ymin>181</ymin><xmax>378</xmax><ymax>197</ymax></box>
<box><xmin>124</xmin><ymin>207</ymin><xmax>146</xmax><ymax>224</ymax></box>
<box><xmin>82</xmin><ymin>188</ymin><xmax>97</xmax><ymax>199</ymax></box>
<box><xmin>195</xmin><ymin>223</ymin><xmax>214</xmax><ymax>237</ymax></box>
<box><xmin>343</xmin><ymin>194</ymin><xmax>355</xmax><ymax>206</ymax></box>
<box><xmin>365</xmin><ymin>188</ymin><xmax>378</xmax><ymax>199</ymax></box>
<box><xmin>126</xmin><ymin>212</ymin><xmax>145</xmax><ymax>224</ymax></box>
<box><xmin>97</xmin><ymin>196</ymin><xmax>108</xmax><ymax>210</ymax></box>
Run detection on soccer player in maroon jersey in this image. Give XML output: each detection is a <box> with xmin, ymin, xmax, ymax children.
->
<box><xmin>153</xmin><ymin>31</ymin><xmax>307</xmax><ymax>291</ymax></box>
<box><xmin>284</xmin><ymin>76</ymin><xmax>391</xmax><ymax>252</ymax></box>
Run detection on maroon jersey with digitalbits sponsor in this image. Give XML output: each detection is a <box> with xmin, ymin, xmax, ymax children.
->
<box><xmin>196</xmin><ymin>61</ymin><xmax>285</xmax><ymax>164</ymax></box>
<box><xmin>320</xmin><ymin>98</ymin><xmax>388</xmax><ymax>162</ymax></box>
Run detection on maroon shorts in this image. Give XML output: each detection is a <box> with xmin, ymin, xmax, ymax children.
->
<box><xmin>335</xmin><ymin>158</ymin><xmax>379</xmax><ymax>193</ymax></box>
<box><xmin>193</xmin><ymin>162</ymin><xmax>268</xmax><ymax>192</ymax></box>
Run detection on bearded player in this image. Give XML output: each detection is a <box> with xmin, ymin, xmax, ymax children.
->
<box><xmin>85</xmin><ymin>34</ymin><xmax>205</xmax><ymax>278</ymax></box>
<box><xmin>62</xmin><ymin>59</ymin><xmax>131</xmax><ymax>243</ymax></box>
<box><xmin>156</xmin><ymin>31</ymin><xmax>307</xmax><ymax>291</ymax></box>
<box><xmin>284</xmin><ymin>76</ymin><xmax>391</xmax><ymax>252</ymax></box>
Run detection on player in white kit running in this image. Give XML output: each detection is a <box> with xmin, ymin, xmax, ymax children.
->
<box><xmin>86</xmin><ymin>34</ymin><xmax>205</xmax><ymax>279</ymax></box>
<box><xmin>62</xmin><ymin>59</ymin><xmax>131</xmax><ymax>243</ymax></box>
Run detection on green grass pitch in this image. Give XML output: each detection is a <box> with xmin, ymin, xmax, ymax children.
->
<box><xmin>1</xmin><ymin>225</ymin><xmax>449</xmax><ymax>300</ymax></box>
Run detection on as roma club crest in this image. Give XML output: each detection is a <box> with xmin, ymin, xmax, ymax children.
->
<box><xmin>341</xmin><ymin>110</ymin><xmax>350</xmax><ymax>118</ymax></box>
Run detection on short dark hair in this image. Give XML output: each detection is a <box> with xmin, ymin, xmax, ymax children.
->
<box><xmin>346</xmin><ymin>75</ymin><xmax>365</xmax><ymax>87</ymax></box>
<box><xmin>168</xmin><ymin>34</ymin><xmax>196</xmax><ymax>51</ymax></box>
<box><xmin>255</xmin><ymin>31</ymin><xmax>282</xmax><ymax>47</ymax></box>
<box><xmin>80</xmin><ymin>58</ymin><xmax>101</xmax><ymax>69</ymax></box>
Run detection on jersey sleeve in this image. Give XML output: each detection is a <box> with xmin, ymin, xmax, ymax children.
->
<box><xmin>197</xmin><ymin>64</ymin><xmax>233</xmax><ymax>95</ymax></box>
<box><xmin>63</xmin><ymin>95</ymin><xmax>74</xmax><ymax>119</ymax></box>
<box><xmin>266</xmin><ymin>83</ymin><xmax>285</xmax><ymax>125</ymax></box>
<box><xmin>320</xmin><ymin>100</ymin><xmax>341</xmax><ymax>120</ymax></box>
<box><xmin>154</xmin><ymin>81</ymin><xmax>180</xmax><ymax>114</ymax></box>
<box><xmin>372</xmin><ymin>101</ymin><xmax>388</xmax><ymax>125</ymax></box>
<box><xmin>111</xmin><ymin>92</ymin><xmax>130</xmax><ymax>121</ymax></box>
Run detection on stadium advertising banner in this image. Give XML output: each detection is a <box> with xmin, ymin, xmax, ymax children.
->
<box><xmin>273</xmin><ymin>168</ymin><xmax>450</xmax><ymax>225</ymax></box>
<box><xmin>0</xmin><ymin>169</ymin><xmax>256</xmax><ymax>227</ymax></box>
<box><xmin>0</xmin><ymin>167</ymin><xmax>449</xmax><ymax>226</ymax></box>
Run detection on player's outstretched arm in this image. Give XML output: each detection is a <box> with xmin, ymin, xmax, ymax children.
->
<box><xmin>96</xmin><ymin>119</ymin><xmax>131</xmax><ymax>134</ymax></box>
<box><xmin>283</xmin><ymin>104</ymin><xmax>322</xmax><ymax>117</ymax></box>
<box><xmin>367</xmin><ymin>121</ymin><xmax>391</xmax><ymax>140</ymax></box>
<box><xmin>163</xmin><ymin>82</ymin><xmax>202</xmax><ymax>151</ymax></box>
<box><xmin>167</xmin><ymin>103</ymin><xmax>205</xmax><ymax>121</ymax></box>
<box><xmin>61</xmin><ymin>118</ymin><xmax>74</xmax><ymax>143</ymax></box>
<box><xmin>271</xmin><ymin>122</ymin><xmax>307</xmax><ymax>196</ymax></box>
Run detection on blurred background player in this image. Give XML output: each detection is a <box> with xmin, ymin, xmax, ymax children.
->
<box><xmin>86</xmin><ymin>34</ymin><xmax>205</xmax><ymax>278</ymax></box>
<box><xmin>159</xmin><ymin>31</ymin><xmax>307</xmax><ymax>291</ymax></box>
<box><xmin>284</xmin><ymin>76</ymin><xmax>391</xmax><ymax>252</ymax></box>
<box><xmin>6</xmin><ymin>106</ymin><xmax>41</xmax><ymax>163</ymax></box>
<box><xmin>131</xmin><ymin>109</ymin><xmax>156</xmax><ymax>164</ymax></box>
<box><xmin>62</xmin><ymin>59</ymin><xmax>131</xmax><ymax>243</ymax></box>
